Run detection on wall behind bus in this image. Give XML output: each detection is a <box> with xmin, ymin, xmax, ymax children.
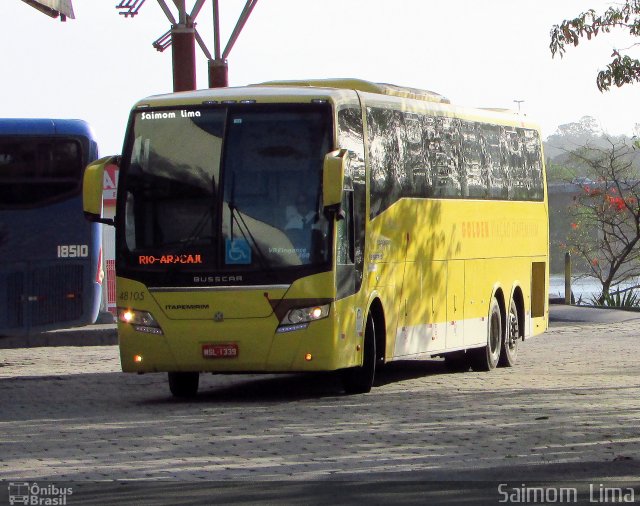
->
<box><xmin>102</xmin><ymin>166</ymin><xmax>117</xmax><ymax>315</ymax></box>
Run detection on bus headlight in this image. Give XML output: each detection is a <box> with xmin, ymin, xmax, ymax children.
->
<box><xmin>280</xmin><ymin>304</ymin><xmax>330</xmax><ymax>325</ymax></box>
<box><xmin>118</xmin><ymin>308</ymin><xmax>164</xmax><ymax>335</ymax></box>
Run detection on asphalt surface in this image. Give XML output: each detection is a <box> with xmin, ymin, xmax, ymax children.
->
<box><xmin>1</xmin><ymin>304</ymin><xmax>639</xmax><ymax>505</ymax></box>
<box><xmin>549</xmin><ymin>303</ymin><xmax>640</xmax><ymax>326</ymax></box>
<box><xmin>1</xmin><ymin>304</ymin><xmax>639</xmax><ymax>349</ymax></box>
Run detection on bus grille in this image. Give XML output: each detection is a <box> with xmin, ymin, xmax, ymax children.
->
<box><xmin>31</xmin><ymin>264</ymin><xmax>84</xmax><ymax>326</ymax></box>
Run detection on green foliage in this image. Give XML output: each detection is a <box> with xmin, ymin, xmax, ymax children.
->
<box><xmin>550</xmin><ymin>1</ymin><xmax>640</xmax><ymax>91</ymax></box>
<box><xmin>589</xmin><ymin>288</ymin><xmax>640</xmax><ymax>308</ymax></box>
<box><xmin>599</xmin><ymin>52</ymin><xmax>640</xmax><ymax>90</ymax></box>
<box><xmin>546</xmin><ymin>161</ymin><xmax>575</xmax><ymax>182</ymax></box>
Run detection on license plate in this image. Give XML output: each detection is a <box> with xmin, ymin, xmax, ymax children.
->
<box><xmin>202</xmin><ymin>343</ymin><xmax>238</xmax><ymax>359</ymax></box>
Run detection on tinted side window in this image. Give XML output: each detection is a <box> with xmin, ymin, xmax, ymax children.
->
<box><xmin>337</xmin><ymin>108</ymin><xmax>366</xmax><ymax>293</ymax></box>
<box><xmin>367</xmin><ymin>108</ymin><xmax>402</xmax><ymax>219</ymax></box>
<box><xmin>366</xmin><ymin>106</ymin><xmax>544</xmax><ymax>218</ymax></box>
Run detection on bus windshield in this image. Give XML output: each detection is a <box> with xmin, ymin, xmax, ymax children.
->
<box><xmin>0</xmin><ymin>138</ymin><xmax>83</xmax><ymax>208</ymax></box>
<box><xmin>120</xmin><ymin>104</ymin><xmax>332</xmax><ymax>280</ymax></box>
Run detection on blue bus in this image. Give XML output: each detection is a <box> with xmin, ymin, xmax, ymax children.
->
<box><xmin>0</xmin><ymin>118</ymin><xmax>102</xmax><ymax>336</ymax></box>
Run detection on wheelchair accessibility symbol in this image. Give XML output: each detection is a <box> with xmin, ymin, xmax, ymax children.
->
<box><xmin>225</xmin><ymin>238</ymin><xmax>252</xmax><ymax>265</ymax></box>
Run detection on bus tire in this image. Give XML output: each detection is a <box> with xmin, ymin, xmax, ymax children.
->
<box><xmin>168</xmin><ymin>371</ymin><xmax>200</xmax><ymax>398</ymax></box>
<box><xmin>444</xmin><ymin>351</ymin><xmax>470</xmax><ymax>372</ymax></box>
<box><xmin>341</xmin><ymin>314</ymin><xmax>376</xmax><ymax>394</ymax></box>
<box><xmin>499</xmin><ymin>298</ymin><xmax>519</xmax><ymax>367</ymax></box>
<box><xmin>471</xmin><ymin>297</ymin><xmax>502</xmax><ymax>372</ymax></box>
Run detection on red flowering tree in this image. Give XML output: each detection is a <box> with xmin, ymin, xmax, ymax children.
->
<box><xmin>566</xmin><ymin>138</ymin><xmax>640</xmax><ymax>304</ymax></box>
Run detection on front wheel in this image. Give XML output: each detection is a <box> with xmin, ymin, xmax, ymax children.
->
<box><xmin>499</xmin><ymin>298</ymin><xmax>519</xmax><ymax>367</ymax></box>
<box><xmin>470</xmin><ymin>297</ymin><xmax>502</xmax><ymax>372</ymax></box>
<box><xmin>168</xmin><ymin>371</ymin><xmax>200</xmax><ymax>398</ymax></box>
<box><xmin>341</xmin><ymin>314</ymin><xmax>376</xmax><ymax>394</ymax></box>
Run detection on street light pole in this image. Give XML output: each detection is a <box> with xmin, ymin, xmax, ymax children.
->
<box><xmin>209</xmin><ymin>0</ymin><xmax>258</xmax><ymax>88</ymax></box>
<box><xmin>171</xmin><ymin>0</ymin><xmax>197</xmax><ymax>92</ymax></box>
<box><xmin>513</xmin><ymin>99</ymin><xmax>524</xmax><ymax>114</ymax></box>
<box><xmin>22</xmin><ymin>0</ymin><xmax>75</xmax><ymax>21</ymax></box>
<box><xmin>121</xmin><ymin>1</ymin><xmax>258</xmax><ymax>91</ymax></box>
<box><xmin>208</xmin><ymin>0</ymin><xmax>228</xmax><ymax>88</ymax></box>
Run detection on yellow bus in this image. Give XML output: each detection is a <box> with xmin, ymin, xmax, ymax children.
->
<box><xmin>83</xmin><ymin>79</ymin><xmax>548</xmax><ymax>397</ymax></box>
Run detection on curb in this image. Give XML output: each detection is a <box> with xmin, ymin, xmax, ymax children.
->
<box><xmin>0</xmin><ymin>325</ymin><xmax>117</xmax><ymax>349</ymax></box>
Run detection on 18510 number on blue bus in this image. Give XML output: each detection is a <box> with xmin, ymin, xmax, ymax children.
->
<box><xmin>56</xmin><ymin>244</ymin><xmax>89</xmax><ymax>258</ymax></box>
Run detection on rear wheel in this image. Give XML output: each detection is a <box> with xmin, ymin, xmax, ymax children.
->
<box><xmin>342</xmin><ymin>314</ymin><xmax>376</xmax><ymax>394</ymax></box>
<box><xmin>471</xmin><ymin>297</ymin><xmax>502</xmax><ymax>371</ymax></box>
<box><xmin>168</xmin><ymin>371</ymin><xmax>200</xmax><ymax>398</ymax></box>
<box><xmin>499</xmin><ymin>298</ymin><xmax>519</xmax><ymax>367</ymax></box>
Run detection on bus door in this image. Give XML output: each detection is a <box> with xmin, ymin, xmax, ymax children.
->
<box><xmin>446</xmin><ymin>260</ymin><xmax>465</xmax><ymax>349</ymax></box>
<box><xmin>392</xmin><ymin>232</ymin><xmax>429</xmax><ymax>356</ymax></box>
<box><xmin>393</xmin><ymin>231</ymin><xmax>409</xmax><ymax>343</ymax></box>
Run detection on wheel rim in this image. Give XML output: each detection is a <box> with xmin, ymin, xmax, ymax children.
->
<box><xmin>508</xmin><ymin>309</ymin><xmax>519</xmax><ymax>352</ymax></box>
<box><xmin>489</xmin><ymin>309</ymin><xmax>501</xmax><ymax>361</ymax></box>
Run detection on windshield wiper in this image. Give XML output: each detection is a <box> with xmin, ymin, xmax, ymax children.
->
<box><xmin>228</xmin><ymin>202</ymin><xmax>271</xmax><ymax>271</ymax></box>
<box><xmin>163</xmin><ymin>213</ymin><xmax>213</xmax><ymax>249</ymax></box>
<box><xmin>162</xmin><ymin>205</ymin><xmax>214</xmax><ymax>281</ymax></box>
<box><xmin>163</xmin><ymin>179</ymin><xmax>217</xmax><ymax>278</ymax></box>
<box><xmin>227</xmin><ymin>173</ymin><xmax>271</xmax><ymax>271</ymax></box>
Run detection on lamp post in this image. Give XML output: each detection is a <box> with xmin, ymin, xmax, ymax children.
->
<box><xmin>21</xmin><ymin>0</ymin><xmax>75</xmax><ymax>21</ymax></box>
<box><xmin>209</xmin><ymin>0</ymin><xmax>258</xmax><ymax>88</ymax></box>
<box><xmin>119</xmin><ymin>0</ymin><xmax>258</xmax><ymax>91</ymax></box>
<box><xmin>513</xmin><ymin>99</ymin><xmax>524</xmax><ymax>113</ymax></box>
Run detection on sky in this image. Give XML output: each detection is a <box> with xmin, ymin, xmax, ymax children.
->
<box><xmin>2</xmin><ymin>0</ymin><xmax>639</xmax><ymax>155</ymax></box>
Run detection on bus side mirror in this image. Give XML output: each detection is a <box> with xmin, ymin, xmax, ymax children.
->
<box><xmin>323</xmin><ymin>149</ymin><xmax>347</xmax><ymax>213</ymax></box>
<box><xmin>83</xmin><ymin>155</ymin><xmax>118</xmax><ymax>226</ymax></box>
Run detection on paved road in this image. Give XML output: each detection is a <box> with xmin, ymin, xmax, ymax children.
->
<box><xmin>1</xmin><ymin>318</ymin><xmax>639</xmax><ymax>504</ymax></box>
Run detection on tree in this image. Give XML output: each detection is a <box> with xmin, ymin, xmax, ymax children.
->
<box><xmin>550</xmin><ymin>1</ymin><xmax>640</xmax><ymax>91</ymax></box>
<box><xmin>565</xmin><ymin>137</ymin><xmax>640</xmax><ymax>303</ymax></box>
<box><xmin>544</xmin><ymin>115</ymin><xmax>604</xmax><ymax>160</ymax></box>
